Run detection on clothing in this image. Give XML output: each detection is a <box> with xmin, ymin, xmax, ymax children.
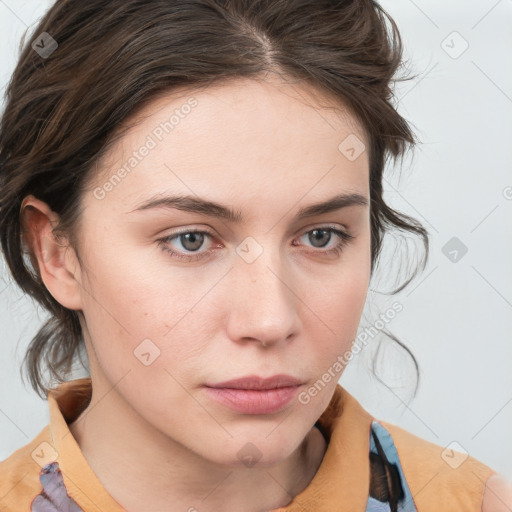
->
<box><xmin>0</xmin><ymin>378</ymin><xmax>496</xmax><ymax>511</ymax></box>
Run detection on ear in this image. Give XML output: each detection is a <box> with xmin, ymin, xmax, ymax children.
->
<box><xmin>20</xmin><ymin>194</ymin><xmax>83</xmax><ymax>310</ymax></box>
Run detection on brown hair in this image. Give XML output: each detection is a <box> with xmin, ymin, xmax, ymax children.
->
<box><xmin>0</xmin><ymin>0</ymin><xmax>428</xmax><ymax>400</ymax></box>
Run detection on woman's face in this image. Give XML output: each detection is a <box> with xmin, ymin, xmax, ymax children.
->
<box><xmin>72</xmin><ymin>76</ymin><xmax>371</xmax><ymax>467</ymax></box>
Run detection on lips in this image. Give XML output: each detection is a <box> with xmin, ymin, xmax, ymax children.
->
<box><xmin>205</xmin><ymin>374</ymin><xmax>303</xmax><ymax>390</ymax></box>
<box><xmin>203</xmin><ymin>375</ymin><xmax>304</xmax><ymax>414</ymax></box>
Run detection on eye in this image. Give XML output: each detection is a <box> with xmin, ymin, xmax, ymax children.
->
<box><xmin>294</xmin><ymin>227</ymin><xmax>354</xmax><ymax>257</ymax></box>
<box><xmin>157</xmin><ymin>226</ymin><xmax>354</xmax><ymax>262</ymax></box>
<box><xmin>157</xmin><ymin>230</ymin><xmax>215</xmax><ymax>262</ymax></box>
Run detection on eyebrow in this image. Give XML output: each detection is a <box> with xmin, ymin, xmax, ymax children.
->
<box><xmin>128</xmin><ymin>192</ymin><xmax>368</xmax><ymax>222</ymax></box>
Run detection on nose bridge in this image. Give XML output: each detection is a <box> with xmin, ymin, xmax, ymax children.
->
<box><xmin>227</xmin><ymin>235</ymin><xmax>297</xmax><ymax>342</ymax></box>
<box><xmin>237</xmin><ymin>236</ymin><xmax>289</xmax><ymax>304</ymax></box>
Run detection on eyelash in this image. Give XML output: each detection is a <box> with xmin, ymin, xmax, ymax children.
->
<box><xmin>157</xmin><ymin>226</ymin><xmax>354</xmax><ymax>262</ymax></box>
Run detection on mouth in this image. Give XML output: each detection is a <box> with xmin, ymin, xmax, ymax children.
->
<box><xmin>205</xmin><ymin>374</ymin><xmax>303</xmax><ymax>390</ymax></box>
<box><xmin>203</xmin><ymin>374</ymin><xmax>303</xmax><ymax>414</ymax></box>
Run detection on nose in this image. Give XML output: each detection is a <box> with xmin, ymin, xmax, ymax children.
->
<box><xmin>225</xmin><ymin>251</ymin><xmax>299</xmax><ymax>349</ymax></box>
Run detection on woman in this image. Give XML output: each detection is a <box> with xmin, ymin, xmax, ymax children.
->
<box><xmin>0</xmin><ymin>0</ymin><xmax>507</xmax><ymax>510</ymax></box>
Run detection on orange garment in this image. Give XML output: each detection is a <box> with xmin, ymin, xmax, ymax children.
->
<box><xmin>0</xmin><ymin>378</ymin><xmax>496</xmax><ymax>511</ymax></box>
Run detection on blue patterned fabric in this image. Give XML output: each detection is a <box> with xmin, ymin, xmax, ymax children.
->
<box><xmin>366</xmin><ymin>496</ymin><xmax>392</xmax><ymax>511</ymax></box>
<box><xmin>365</xmin><ymin>421</ymin><xmax>418</xmax><ymax>512</ymax></box>
<box><xmin>32</xmin><ymin>462</ymin><xmax>83</xmax><ymax>512</ymax></box>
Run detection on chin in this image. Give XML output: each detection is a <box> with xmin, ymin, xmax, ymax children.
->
<box><xmin>207</xmin><ymin>434</ymin><xmax>301</xmax><ymax>470</ymax></box>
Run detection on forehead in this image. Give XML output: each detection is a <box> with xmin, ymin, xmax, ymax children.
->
<box><xmin>87</xmin><ymin>76</ymin><xmax>369</xmax><ymax>214</ymax></box>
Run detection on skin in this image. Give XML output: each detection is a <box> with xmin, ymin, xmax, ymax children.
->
<box><xmin>21</xmin><ymin>74</ymin><xmax>372</xmax><ymax>512</ymax></box>
<box><xmin>482</xmin><ymin>474</ymin><xmax>512</xmax><ymax>512</ymax></box>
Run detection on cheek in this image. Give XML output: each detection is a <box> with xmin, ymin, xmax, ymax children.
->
<box><xmin>309</xmin><ymin>240</ymin><xmax>371</xmax><ymax>320</ymax></box>
<box><xmin>327</xmin><ymin>271</ymin><xmax>369</xmax><ymax>324</ymax></box>
<box><xmin>300</xmin><ymin>250</ymin><xmax>371</xmax><ymax>369</ymax></box>
<box><xmin>307</xmin><ymin>277</ymin><xmax>368</xmax><ymax>361</ymax></box>
<box><xmin>78</xmin><ymin>241</ymin><xmax>215</xmax><ymax>377</ymax></box>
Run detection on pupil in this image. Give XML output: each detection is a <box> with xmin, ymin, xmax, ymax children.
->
<box><xmin>310</xmin><ymin>229</ymin><xmax>330</xmax><ymax>248</ymax></box>
<box><xmin>182</xmin><ymin>232</ymin><xmax>204</xmax><ymax>251</ymax></box>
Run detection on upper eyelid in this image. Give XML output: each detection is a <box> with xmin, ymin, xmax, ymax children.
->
<box><xmin>163</xmin><ymin>223</ymin><xmax>348</xmax><ymax>237</ymax></box>
<box><xmin>160</xmin><ymin>224</ymin><xmax>351</xmax><ymax>246</ymax></box>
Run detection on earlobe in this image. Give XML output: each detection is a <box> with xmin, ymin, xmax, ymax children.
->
<box><xmin>20</xmin><ymin>194</ymin><xmax>83</xmax><ymax>311</ymax></box>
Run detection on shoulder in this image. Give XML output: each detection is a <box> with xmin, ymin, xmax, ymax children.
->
<box><xmin>0</xmin><ymin>425</ymin><xmax>53</xmax><ymax>510</ymax></box>
<box><xmin>375</xmin><ymin>419</ymin><xmax>497</xmax><ymax>511</ymax></box>
<box><xmin>481</xmin><ymin>473</ymin><xmax>512</xmax><ymax>512</ymax></box>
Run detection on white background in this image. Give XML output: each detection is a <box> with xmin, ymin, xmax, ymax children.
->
<box><xmin>0</xmin><ymin>0</ymin><xmax>511</xmax><ymax>478</ymax></box>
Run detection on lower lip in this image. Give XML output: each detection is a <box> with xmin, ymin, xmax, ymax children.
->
<box><xmin>204</xmin><ymin>385</ymin><xmax>300</xmax><ymax>414</ymax></box>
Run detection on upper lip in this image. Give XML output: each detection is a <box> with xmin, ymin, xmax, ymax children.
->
<box><xmin>205</xmin><ymin>374</ymin><xmax>303</xmax><ymax>390</ymax></box>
